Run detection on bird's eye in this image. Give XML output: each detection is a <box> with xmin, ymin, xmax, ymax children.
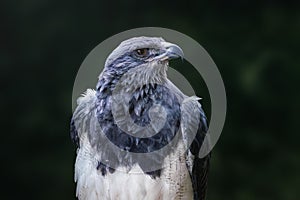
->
<box><xmin>135</xmin><ymin>48</ymin><xmax>149</xmax><ymax>57</ymax></box>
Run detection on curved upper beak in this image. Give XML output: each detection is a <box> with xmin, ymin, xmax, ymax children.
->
<box><xmin>145</xmin><ymin>41</ymin><xmax>184</xmax><ymax>63</ymax></box>
<box><xmin>157</xmin><ymin>41</ymin><xmax>184</xmax><ymax>61</ymax></box>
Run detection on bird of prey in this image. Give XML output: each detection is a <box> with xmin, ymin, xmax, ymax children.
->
<box><xmin>71</xmin><ymin>36</ymin><xmax>210</xmax><ymax>200</ymax></box>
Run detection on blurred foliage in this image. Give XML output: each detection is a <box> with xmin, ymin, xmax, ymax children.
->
<box><xmin>1</xmin><ymin>0</ymin><xmax>300</xmax><ymax>199</ymax></box>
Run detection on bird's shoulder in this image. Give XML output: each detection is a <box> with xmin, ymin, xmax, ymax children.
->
<box><xmin>70</xmin><ymin>89</ymin><xmax>97</xmax><ymax>148</ymax></box>
<box><xmin>170</xmin><ymin>82</ymin><xmax>210</xmax><ymax>200</ymax></box>
<box><xmin>182</xmin><ymin>98</ymin><xmax>210</xmax><ymax>200</ymax></box>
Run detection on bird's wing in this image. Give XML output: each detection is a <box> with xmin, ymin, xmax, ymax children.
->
<box><xmin>70</xmin><ymin>89</ymin><xmax>110</xmax><ymax>198</ymax></box>
<box><xmin>181</xmin><ymin>97</ymin><xmax>211</xmax><ymax>200</ymax></box>
<box><xmin>70</xmin><ymin>89</ymin><xmax>98</xmax><ymax>150</ymax></box>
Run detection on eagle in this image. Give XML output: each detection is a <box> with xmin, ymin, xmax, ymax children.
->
<box><xmin>71</xmin><ymin>36</ymin><xmax>210</xmax><ymax>200</ymax></box>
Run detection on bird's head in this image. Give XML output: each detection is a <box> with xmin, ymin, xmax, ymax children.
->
<box><xmin>102</xmin><ymin>36</ymin><xmax>183</xmax><ymax>84</ymax></box>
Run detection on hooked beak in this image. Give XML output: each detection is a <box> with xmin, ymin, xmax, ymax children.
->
<box><xmin>156</xmin><ymin>41</ymin><xmax>184</xmax><ymax>61</ymax></box>
<box><xmin>161</xmin><ymin>42</ymin><xmax>184</xmax><ymax>60</ymax></box>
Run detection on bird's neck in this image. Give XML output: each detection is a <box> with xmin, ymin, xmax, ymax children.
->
<box><xmin>96</xmin><ymin>62</ymin><xmax>168</xmax><ymax>98</ymax></box>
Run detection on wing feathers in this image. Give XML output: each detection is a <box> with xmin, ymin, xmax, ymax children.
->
<box><xmin>181</xmin><ymin>96</ymin><xmax>210</xmax><ymax>200</ymax></box>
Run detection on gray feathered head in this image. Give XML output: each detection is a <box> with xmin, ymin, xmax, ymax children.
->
<box><xmin>103</xmin><ymin>37</ymin><xmax>183</xmax><ymax>79</ymax></box>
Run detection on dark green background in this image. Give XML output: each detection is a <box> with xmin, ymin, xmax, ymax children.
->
<box><xmin>1</xmin><ymin>0</ymin><xmax>299</xmax><ymax>199</ymax></box>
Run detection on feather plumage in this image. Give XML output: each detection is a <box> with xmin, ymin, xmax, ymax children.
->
<box><xmin>71</xmin><ymin>37</ymin><xmax>210</xmax><ymax>200</ymax></box>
